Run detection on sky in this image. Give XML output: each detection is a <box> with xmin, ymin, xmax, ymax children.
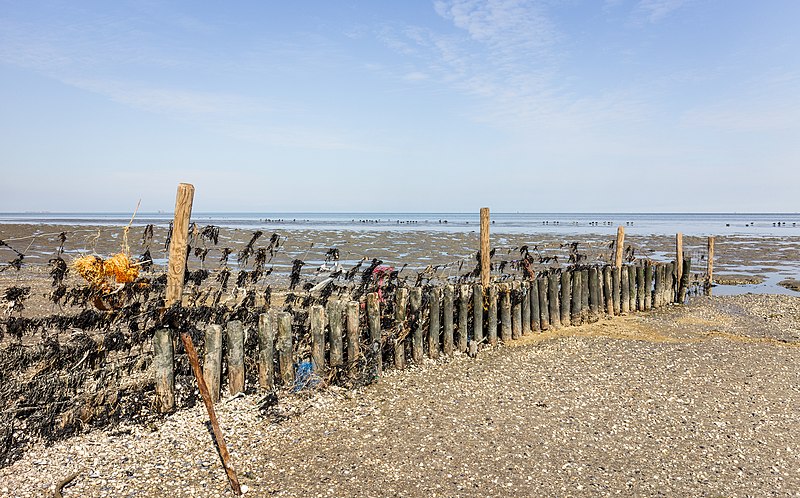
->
<box><xmin>1</xmin><ymin>0</ymin><xmax>798</xmax><ymax>213</ymax></box>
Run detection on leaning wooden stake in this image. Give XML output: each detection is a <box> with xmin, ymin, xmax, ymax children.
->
<box><xmin>157</xmin><ymin>182</ymin><xmax>194</xmax><ymax>413</ymax></box>
<box><xmin>180</xmin><ymin>332</ymin><xmax>242</xmax><ymax>496</ymax></box>
<box><xmin>480</xmin><ymin>207</ymin><xmax>491</xmax><ymax>288</ymax></box>
<box><xmin>614</xmin><ymin>226</ymin><xmax>625</xmax><ymax>268</ymax></box>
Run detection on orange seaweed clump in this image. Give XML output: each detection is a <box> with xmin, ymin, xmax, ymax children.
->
<box><xmin>71</xmin><ymin>253</ymin><xmax>139</xmax><ymax>293</ymax></box>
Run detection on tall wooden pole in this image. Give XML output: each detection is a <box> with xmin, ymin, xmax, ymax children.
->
<box><xmin>156</xmin><ymin>182</ymin><xmax>194</xmax><ymax>413</ymax></box>
<box><xmin>480</xmin><ymin>207</ymin><xmax>491</xmax><ymax>288</ymax></box>
<box><xmin>707</xmin><ymin>236</ymin><xmax>715</xmax><ymax>287</ymax></box>
<box><xmin>614</xmin><ymin>226</ymin><xmax>625</xmax><ymax>268</ymax></box>
<box><xmin>676</xmin><ymin>232</ymin><xmax>684</xmax><ymax>293</ymax></box>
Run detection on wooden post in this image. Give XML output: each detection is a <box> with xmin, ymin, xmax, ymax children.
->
<box><xmin>442</xmin><ymin>285</ymin><xmax>454</xmax><ymax>355</ymax></box>
<box><xmin>636</xmin><ymin>265</ymin><xmax>645</xmax><ymax>311</ymax></box>
<box><xmin>428</xmin><ymin>287</ymin><xmax>441</xmax><ymax>359</ymax></box>
<box><xmin>665</xmin><ymin>262</ymin><xmax>675</xmax><ymax>304</ymax></box>
<box><xmin>409</xmin><ymin>287</ymin><xmax>423</xmax><ymax>364</ymax></box>
<box><xmin>676</xmin><ymin>232</ymin><xmax>684</xmax><ymax>294</ymax></box>
<box><xmin>707</xmin><ymin>236</ymin><xmax>715</xmax><ymax>289</ymax></box>
<box><xmin>366</xmin><ymin>293</ymin><xmax>381</xmax><ymax>377</ymax></box>
<box><xmin>499</xmin><ymin>283</ymin><xmax>512</xmax><ymax>342</ymax></box>
<box><xmin>521</xmin><ymin>281</ymin><xmax>530</xmax><ymax>335</ymax></box>
<box><xmin>326</xmin><ymin>300</ymin><xmax>344</xmax><ymax>367</ymax></box>
<box><xmin>530</xmin><ymin>279</ymin><xmax>540</xmax><ymax>332</ymax></box>
<box><xmin>257</xmin><ymin>313</ymin><xmax>275</xmax><ymax>390</ymax></box>
<box><xmin>487</xmin><ymin>284</ymin><xmax>498</xmax><ymax>345</ymax></box>
<box><xmin>346</xmin><ymin>301</ymin><xmax>360</xmax><ymax>368</ymax></box>
<box><xmin>654</xmin><ymin>264</ymin><xmax>664</xmax><ymax>308</ymax></box>
<box><xmin>310</xmin><ymin>305</ymin><xmax>326</xmax><ymax>373</ymax></box>
<box><xmin>157</xmin><ymin>182</ymin><xmax>194</xmax><ymax>413</ymax></box>
<box><xmin>678</xmin><ymin>257</ymin><xmax>692</xmax><ymax>303</ymax></box>
<box><xmin>612</xmin><ymin>267</ymin><xmax>621</xmax><ymax>315</ymax></box>
<box><xmin>571</xmin><ymin>270</ymin><xmax>582</xmax><ymax>325</ymax></box>
<box><xmin>603</xmin><ymin>266</ymin><xmax>613</xmax><ymax>315</ymax></box>
<box><xmin>580</xmin><ymin>269</ymin><xmax>590</xmax><ymax>323</ymax></box>
<box><xmin>457</xmin><ymin>285</ymin><xmax>470</xmax><ymax>352</ymax></box>
<box><xmin>644</xmin><ymin>262</ymin><xmax>653</xmax><ymax>310</ymax></box>
<box><xmin>620</xmin><ymin>266</ymin><xmax>630</xmax><ymax>314</ymax></box>
<box><xmin>627</xmin><ymin>266</ymin><xmax>637</xmax><ymax>312</ymax></box>
<box><xmin>480</xmin><ymin>207</ymin><xmax>491</xmax><ymax>288</ymax></box>
<box><xmin>394</xmin><ymin>288</ymin><xmax>408</xmax><ymax>370</ymax></box>
<box><xmin>226</xmin><ymin>320</ymin><xmax>245</xmax><ymax>395</ymax></box>
<box><xmin>538</xmin><ymin>275</ymin><xmax>550</xmax><ymax>330</ymax></box>
<box><xmin>615</xmin><ymin>226</ymin><xmax>625</xmax><ymax>268</ymax></box>
<box><xmin>588</xmin><ymin>268</ymin><xmax>600</xmax><ymax>322</ymax></box>
<box><xmin>153</xmin><ymin>328</ymin><xmax>174</xmax><ymax>412</ymax></box>
<box><xmin>472</xmin><ymin>284</ymin><xmax>484</xmax><ymax>345</ymax></box>
<box><xmin>560</xmin><ymin>271</ymin><xmax>571</xmax><ymax>327</ymax></box>
<box><xmin>276</xmin><ymin>312</ymin><xmax>294</xmax><ymax>385</ymax></box>
<box><xmin>511</xmin><ymin>282</ymin><xmax>522</xmax><ymax>339</ymax></box>
<box><xmin>548</xmin><ymin>272</ymin><xmax>561</xmax><ymax>328</ymax></box>
<box><xmin>179</xmin><ymin>333</ymin><xmax>242</xmax><ymax>496</ymax></box>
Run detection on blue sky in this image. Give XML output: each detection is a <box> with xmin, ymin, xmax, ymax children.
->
<box><xmin>1</xmin><ymin>0</ymin><xmax>798</xmax><ymax>213</ymax></box>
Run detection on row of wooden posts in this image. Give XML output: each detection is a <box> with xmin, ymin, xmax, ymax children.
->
<box><xmin>153</xmin><ymin>186</ymin><xmax>712</xmax><ymax>412</ymax></box>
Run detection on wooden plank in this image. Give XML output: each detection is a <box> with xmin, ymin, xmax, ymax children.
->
<box><xmin>257</xmin><ymin>312</ymin><xmax>275</xmax><ymax>390</ymax></box>
<box><xmin>366</xmin><ymin>293</ymin><xmax>381</xmax><ymax>377</ymax></box>
<box><xmin>226</xmin><ymin>320</ymin><xmax>245</xmax><ymax>395</ymax></box>
<box><xmin>442</xmin><ymin>285</ymin><xmax>454</xmax><ymax>355</ymax></box>
<box><xmin>326</xmin><ymin>299</ymin><xmax>344</xmax><ymax>367</ymax></box>
<box><xmin>276</xmin><ymin>312</ymin><xmax>294</xmax><ymax>385</ymax></box>
<box><xmin>480</xmin><ymin>207</ymin><xmax>491</xmax><ymax>288</ymax></box>
<box><xmin>310</xmin><ymin>305</ymin><xmax>326</xmax><ymax>373</ymax></box>
<box><xmin>346</xmin><ymin>300</ymin><xmax>360</xmax><ymax>367</ymax></box>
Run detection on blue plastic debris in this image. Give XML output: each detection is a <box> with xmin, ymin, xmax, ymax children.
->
<box><xmin>292</xmin><ymin>360</ymin><xmax>320</xmax><ymax>392</ymax></box>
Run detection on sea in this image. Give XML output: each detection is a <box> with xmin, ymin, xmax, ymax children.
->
<box><xmin>1</xmin><ymin>212</ymin><xmax>799</xmax><ymax>236</ymax></box>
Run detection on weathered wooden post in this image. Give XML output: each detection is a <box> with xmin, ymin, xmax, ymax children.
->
<box><xmin>410</xmin><ymin>287</ymin><xmax>423</xmax><ymax>364</ymax></box>
<box><xmin>627</xmin><ymin>266</ymin><xmax>637</xmax><ymax>312</ymax></box>
<box><xmin>538</xmin><ymin>275</ymin><xmax>550</xmax><ymax>330</ymax></box>
<box><xmin>588</xmin><ymin>267</ymin><xmax>600</xmax><ymax>322</ymax></box>
<box><xmin>560</xmin><ymin>271</ymin><xmax>571</xmax><ymax>326</ymax></box>
<box><xmin>706</xmin><ymin>236</ymin><xmax>715</xmax><ymax>291</ymax></box>
<box><xmin>678</xmin><ymin>257</ymin><xmax>692</xmax><ymax>303</ymax></box>
<box><xmin>580</xmin><ymin>269</ymin><xmax>590</xmax><ymax>323</ymax></box>
<box><xmin>257</xmin><ymin>312</ymin><xmax>275</xmax><ymax>390</ymax></box>
<box><xmin>346</xmin><ymin>301</ymin><xmax>360</xmax><ymax>368</ymax></box>
<box><xmin>276</xmin><ymin>312</ymin><xmax>294</xmax><ymax>385</ymax></box>
<box><xmin>366</xmin><ymin>293</ymin><xmax>381</xmax><ymax>376</ymax></box>
<box><xmin>156</xmin><ymin>182</ymin><xmax>194</xmax><ymax>413</ymax></box>
<box><xmin>499</xmin><ymin>283</ymin><xmax>512</xmax><ymax>342</ymax></box>
<box><xmin>612</xmin><ymin>267</ymin><xmax>621</xmax><ymax>315</ymax></box>
<box><xmin>442</xmin><ymin>285</ymin><xmax>454</xmax><ymax>355</ymax></box>
<box><xmin>458</xmin><ymin>285</ymin><xmax>470</xmax><ymax>352</ymax></box>
<box><xmin>521</xmin><ymin>281</ymin><xmax>530</xmax><ymax>335</ymax></box>
<box><xmin>226</xmin><ymin>320</ymin><xmax>245</xmax><ymax>395</ymax></box>
<box><xmin>310</xmin><ymin>305</ymin><xmax>326</xmax><ymax>373</ymax></box>
<box><xmin>428</xmin><ymin>287</ymin><xmax>441</xmax><ymax>359</ymax></box>
<box><xmin>571</xmin><ymin>270</ymin><xmax>582</xmax><ymax>325</ymax></box>
<box><xmin>327</xmin><ymin>299</ymin><xmax>344</xmax><ymax>367</ymax></box>
<box><xmin>394</xmin><ymin>288</ymin><xmax>408</xmax><ymax>369</ymax></box>
<box><xmin>530</xmin><ymin>279</ymin><xmax>541</xmax><ymax>332</ymax></box>
<box><xmin>548</xmin><ymin>271</ymin><xmax>561</xmax><ymax>328</ymax></box>
<box><xmin>472</xmin><ymin>283</ymin><xmax>484</xmax><ymax>345</ymax></box>
<box><xmin>603</xmin><ymin>266</ymin><xmax>613</xmax><ymax>315</ymax></box>
<box><xmin>653</xmin><ymin>263</ymin><xmax>663</xmax><ymax>308</ymax></box>
<box><xmin>636</xmin><ymin>265</ymin><xmax>645</xmax><ymax>311</ymax></box>
<box><xmin>204</xmin><ymin>324</ymin><xmax>223</xmax><ymax>402</ymax></box>
<box><xmin>480</xmin><ymin>207</ymin><xmax>491</xmax><ymax>288</ymax></box>
<box><xmin>511</xmin><ymin>282</ymin><xmax>522</xmax><ymax>339</ymax></box>
<box><xmin>676</xmin><ymin>232</ymin><xmax>684</xmax><ymax>298</ymax></box>
<box><xmin>455</xmin><ymin>285</ymin><xmax>468</xmax><ymax>353</ymax></box>
<box><xmin>620</xmin><ymin>266</ymin><xmax>630</xmax><ymax>314</ymax></box>
<box><xmin>615</xmin><ymin>226</ymin><xmax>625</xmax><ymax>268</ymax></box>
<box><xmin>488</xmin><ymin>284</ymin><xmax>498</xmax><ymax>345</ymax></box>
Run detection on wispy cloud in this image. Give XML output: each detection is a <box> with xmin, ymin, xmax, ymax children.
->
<box><xmin>635</xmin><ymin>0</ymin><xmax>690</xmax><ymax>23</ymax></box>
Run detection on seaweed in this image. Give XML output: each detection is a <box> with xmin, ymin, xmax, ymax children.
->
<box><xmin>3</xmin><ymin>287</ymin><xmax>30</xmax><ymax>313</ymax></box>
<box><xmin>238</xmin><ymin>231</ymin><xmax>263</xmax><ymax>267</ymax></box>
<box><xmin>289</xmin><ymin>260</ymin><xmax>305</xmax><ymax>290</ymax></box>
<box><xmin>200</xmin><ymin>225</ymin><xmax>220</xmax><ymax>245</ymax></box>
<box><xmin>49</xmin><ymin>257</ymin><xmax>68</xmax><ymax>287</ymax></box>
<box><xmin>141</xmin><ymin>224</ymin><xmax>154</xmax><ymax>248</ymax></box>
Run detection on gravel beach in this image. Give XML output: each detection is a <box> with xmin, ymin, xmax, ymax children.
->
<box><xmin>1</xmin><ymin>293</ymin><xmax>798</xmax><ymax>497</ymax></box>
